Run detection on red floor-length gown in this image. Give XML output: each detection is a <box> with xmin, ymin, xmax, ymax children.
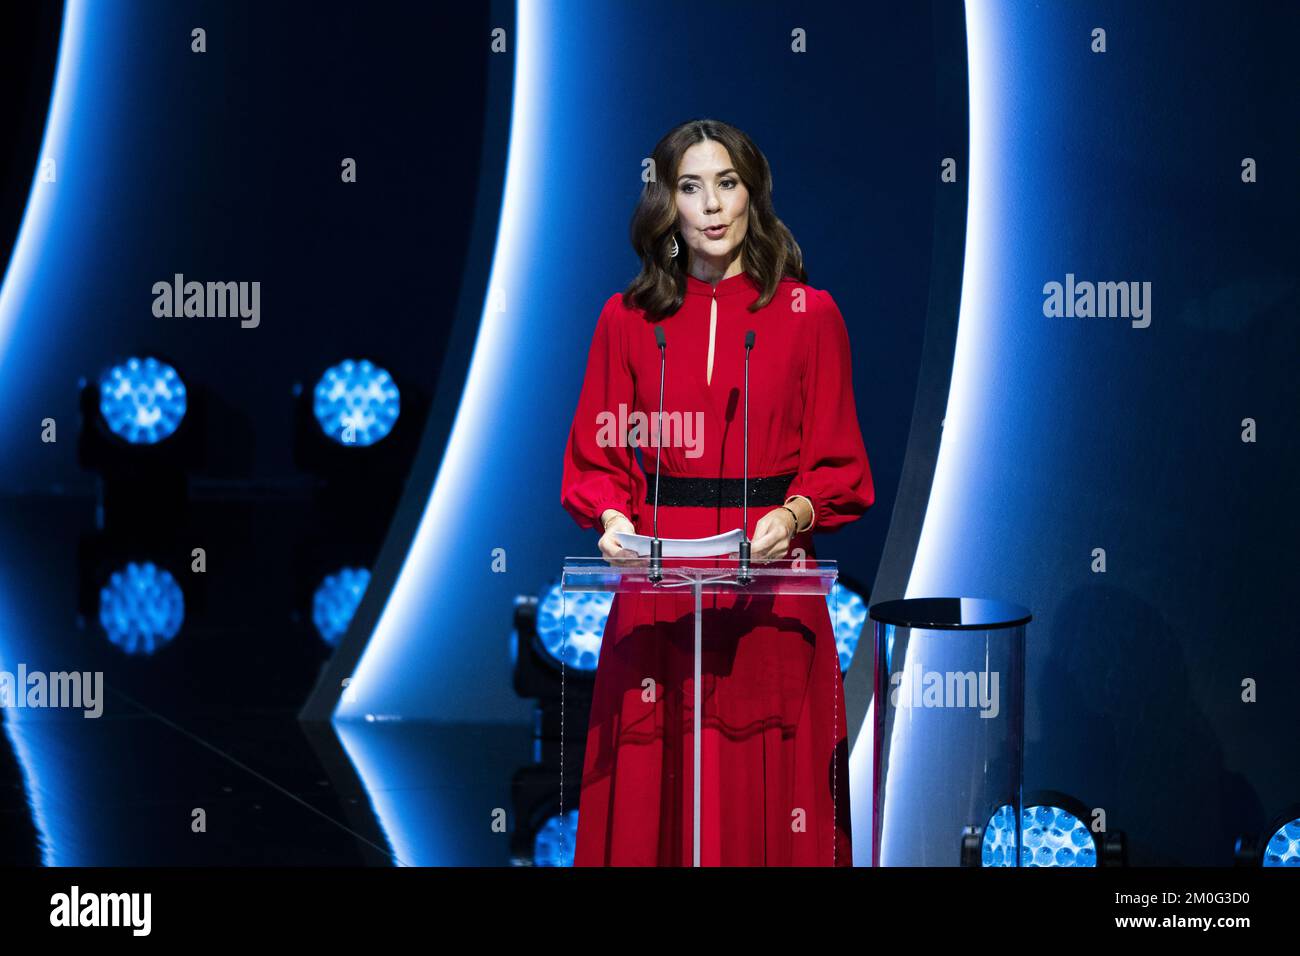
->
<box><xmin>560</xmin><ymin>268</ymin><xmax>874</xmax><ymax>866</ymax></box>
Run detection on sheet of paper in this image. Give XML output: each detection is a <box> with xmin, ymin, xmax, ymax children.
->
<box><xmin>610</xmin><ymin>527</ymin><xmax>744</xmax><ymax>558</ymax></box>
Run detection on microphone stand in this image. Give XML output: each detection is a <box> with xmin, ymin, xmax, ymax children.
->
<box><xmin>737</xmin><ymin>329</ymin><xmax>755</xmax><ymax>585</ymax></box>
<box><xmin>649</xmin><ymin>325</ymin><xmax>667</xmax><ymax>583</ymax></box>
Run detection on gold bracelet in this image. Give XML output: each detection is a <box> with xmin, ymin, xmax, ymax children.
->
<box><xmin>784</xmin><ymin>496</ymin><xmax>812</xmax><ymax>533</ymax></box>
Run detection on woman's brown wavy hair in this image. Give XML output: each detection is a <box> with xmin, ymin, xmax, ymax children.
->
<box><xmin>622</xmin><ymin>118</ymin><xmax>807</xmax><ymax>318</ymax></box>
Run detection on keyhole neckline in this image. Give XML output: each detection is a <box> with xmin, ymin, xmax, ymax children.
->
<box><xmin>684</xmin><ymin>269</ymin><xmax>758</xmax><ymax>298</ymax></box>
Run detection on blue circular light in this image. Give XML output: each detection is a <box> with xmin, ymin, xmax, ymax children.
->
<box><xmin>827</xmin><ymin>581</ymin><xmax>867</xmax><ymax>673</ymax></box>
<box><xmin>99</xmin><ymin>356</ymin><xmax>187</xmax><ymax>444</ymax></box>
<box><xmin>98</xmin><ymin>562</ymin><xmax>184</xmax><ymax>655</ymax></box>
<box><xmin>537</xmin><ymin>584</ymin><xmax>607</xmax><ymax>671</ymax></box>
<box><xmin>1263</xmin><ymin>817</ymin><xmax>1300</xmax><ymax>866</ymax></box>
<box><xmin>1023</xmin><ymin>805</ymin><xmax>1096</xmax><ymax>867</ymax></box>
<box><xmin>982</xmin><ymin>803</ymin><xmax>1097</xmax><ymax>867</ymax></box>
<box><xmin>313</xmin><ymin>567</ymin><xmax>371</xmax><ymax>646</ymax></box>
<box><xmin>533</xmin><ymin>810</ymin><xmax>578</xmax><ymax>866</ymax></box>
<box><xmin>313</xmin><ymin>359</ymin><xmax>400</xmax><ymax>446</ymax></box>
<box><xmin>981</xmin><ymin>804</ymin><xmax>1019</xmax><ymax>867</ymax></box>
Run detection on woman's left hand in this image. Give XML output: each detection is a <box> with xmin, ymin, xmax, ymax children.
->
<box><xmin>745</xmin><ymin>508</ymin><xmax>799</xmax><ymax>563</ymax></box>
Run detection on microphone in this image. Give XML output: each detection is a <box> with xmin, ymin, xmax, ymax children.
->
<box><xmin>649</xmin><ymin>325</ymin><xmax>667</xmax><ymax>583</ymax></box>
<box><xmin>737</xmin><ymin>329</ymin><xmax>755</xmax><ymax>585</ymax></box>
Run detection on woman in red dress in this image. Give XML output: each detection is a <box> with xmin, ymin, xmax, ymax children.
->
<box><xmin>560</xmin><ymin>119</ymin><xmax>874</xmax><ymax>866</ymax></box>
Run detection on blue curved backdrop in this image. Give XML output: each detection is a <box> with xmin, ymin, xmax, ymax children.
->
<box><xmin>852</xmin><ymin>0</ymin><xmax>1299</xmax><ymax>865</ymax></box>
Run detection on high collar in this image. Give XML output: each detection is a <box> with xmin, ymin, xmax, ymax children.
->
<box><xmin>684</xmin><ymin>269</ymin><xmax>760</xmax><ymax>298</ymax></box>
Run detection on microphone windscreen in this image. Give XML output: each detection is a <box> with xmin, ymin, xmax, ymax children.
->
<box><xmin>745</xmin><ymin>329</ymin><xmax>755</xmax><ymax>348</ymax></box>
<box><xmin>655</xmin><ymin>325</ymin><xmax>666</xmax><ymax>348</ymax></box>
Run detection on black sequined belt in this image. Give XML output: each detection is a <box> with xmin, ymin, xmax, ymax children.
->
<box><xmin>643</xmin><ymin>471</ymin><xmax>798</xmax><ymax>509</ymax></box>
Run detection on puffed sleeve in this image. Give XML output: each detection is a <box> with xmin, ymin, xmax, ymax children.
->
<box><xmin>783</xmin><ymin>290</ymin><xmax>875</xmax><ymax>532</ymax></box>
<box><xmin>560</xmin><ymin>295</ymin><xmax>644</xmax><ymax>530</ymax></box>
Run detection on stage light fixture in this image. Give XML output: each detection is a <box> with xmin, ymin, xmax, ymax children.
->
<box><xmin>532</xmin><ymin>809</ymin><xmax>578</xmax><ymax>867</ymax></box>
<box><xmin>1239</xmin><ymin>809</ymin><xmax>1300</xmax><ymax>866</ymax></box>
<box><xmin>827</xmin><ymin>580</ymin><xmax>868</xmax><ymax>673</ymax></box>
<box><xmin>1022</xmin><ymin>804</ymin><xmax>1098</xmax><ymax>867</ymax></box>
<box><xmin>1263</xmin><ymin>816</ymin><xmax>1300</xmax><ymax>866</ymax></box>
<box><xmin>313</xmin><ymin>567</ymin><xmax>371</xmax><ymax>647</ymax></box>
<box><xmin>98</xmin><ymin>355</ymin><xmax>187</xmax><ymax>444</ymax></box>
<box><xmin>987</xmin><ymin>804</ymin><xmax>1097</xmax><ymax>867</ymax></box>
<box><xmin>313</xmin><ymin>359</ymin><xmax>400</xmax><ymax>446</ymax></box>
<box><xmin>98</xmin><ymin>561</ymin><xmax>184</xmax><ymax>655</ymax></box>
<box><xmin>978</xmin><ymin>804</ymin><xmax>1021</xmax><ymax>866</ymax></box>
<box><xmin>79</xmin><ymin>352</ymin><xmax>198</xmax><ymax>533</ymax></box>
<box><xmin>972</xmin><ymin>792</ymin><xmax>1122</xmax><ymax>867</ymax></box>
<box><xmin>536</xmin><ymin>583</ymin><xmax>607</xmax><ymax>672</ymax></box>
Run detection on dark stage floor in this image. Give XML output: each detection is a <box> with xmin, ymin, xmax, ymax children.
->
<box><xmin>0</xmin><ymin>495</ymin><xmax>578</xmax><ymax>867</ymax></box>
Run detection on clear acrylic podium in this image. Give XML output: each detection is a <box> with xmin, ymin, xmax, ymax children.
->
<box><xmin>561</xmin><ymin>556</ymin><xmax>839</xmax><ymax>866</ymax></box>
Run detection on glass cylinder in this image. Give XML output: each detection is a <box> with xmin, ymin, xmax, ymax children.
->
<box><xmin>870</xmin><ymin>597</ymin><xmax>1031</xmax><ymax>866</ymax></box>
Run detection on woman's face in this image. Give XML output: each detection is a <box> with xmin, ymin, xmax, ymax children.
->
<box><xmin>674</xmin><ymin>139</ymin><xmax>750</xmax><ymax>272</ymax></box>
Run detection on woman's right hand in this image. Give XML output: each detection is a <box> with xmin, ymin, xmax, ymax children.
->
<box><xmin>598</xmin><ymin>510</ymin><xmax>640</xmax><ymax>565</ymax></box>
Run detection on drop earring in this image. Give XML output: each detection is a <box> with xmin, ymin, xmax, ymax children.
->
<box><xmin>669</xmin><ymin>233</ymin><xmax>679</xmax><ymax>258</ymax></box>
